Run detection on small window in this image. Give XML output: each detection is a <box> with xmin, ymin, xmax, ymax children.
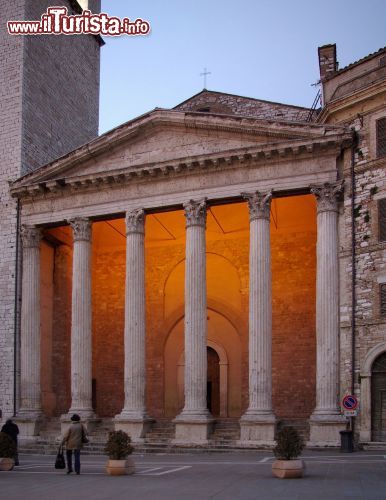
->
<box><xmin>379</xmin><ymin>199</ymin><xmax>386</xmax><ymax>241</ymax></box>
<box><xmin>376</xmin><ymin>118</ymin><xmax>386</xmax><ymax>157</ymax></box>
<box><xmin>197</xmin><ymin>107</ymin><xmax>211</xmax><ymax>113</ymax></box>
<box><xmin>381</xmin><ymin>283</ymin><xmax>386</xmax><ymax>317</ymax></box>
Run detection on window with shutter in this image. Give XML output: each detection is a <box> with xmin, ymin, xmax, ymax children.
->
<box><xmin>376</xmin><ymin>118</ymin><xmax>386</xmax><ymax>157</ymax></box>
<box><xmin>379</xmin><ymin>199</ymin><xmax>386</xmax><ymax>242</ymax></box>
<box><xmin>381</xmin><ymin>284</ymin><xmax>386</xmax><ymax>317</ymax></box>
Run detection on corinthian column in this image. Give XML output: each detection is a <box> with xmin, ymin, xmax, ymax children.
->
<box><xmin>68</xmin><ymin>218</ymin><xmax>95</xmax><ymax>419</ymax></box>
<box><xmin>17</xmin><ymin>225</ymin><xmax>42</xmax><ymax>431</ymax></box>
<box><xmin>239</xmin><ymin>191</ymin><xmax>276</xmax><ymax>444</ymax></box>
<box><xmin>309</xmin><ymin>181</ymin><xmax>345</xmax><ymax>445</ymax></box>
<box><xmin>174</xmin><ymin>199</ymin><xmax>213</xmax><ymax>444</ymax></box>
<box><xmin>115</xmin><ymin>209</ymin><xmax>152</xmax><ymax>441</ymax></box>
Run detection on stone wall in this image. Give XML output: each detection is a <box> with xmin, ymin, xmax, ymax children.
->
<box><xmin>0</xmin><ymin>0</ymin><xmax>25</xmax><ymax>419</ymax></box>
<box><xmin>22</xmin><ymin>0</ymin><xmax>101</xmax><ymax>174</ymax></box>
<box><xmin>175</xmin><ymin>90</ymin><xmax>312</xmax><ymax>122</ymax></box>
<box><xmin>0</xmin><ymin>0</ymin><xmax>100</xmax><ymax>421</ymax></box>
<box><xmin>338</xmin><ymin>109</ymin><xmax>386</xmax><ymax>437</ymax></box>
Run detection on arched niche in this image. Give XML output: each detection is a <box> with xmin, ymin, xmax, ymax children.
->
<box><xmin>360</xmin><ymin>342</ymin><xmax>386</xmax><ymax>442</ymax></box>
<box><xmin>177</xmin><ymin>340</ymin><xmax>228</xmax><ymax>417</ymax></box>
<box><xmin>163</xmin><ymin>253</ymin><xmax>242</xmax><ymax>319</ymax></box>
<box><xmin>164</xmin><ymin>308</ymin><xmax>241</xmax><ymax>418</ymax></box>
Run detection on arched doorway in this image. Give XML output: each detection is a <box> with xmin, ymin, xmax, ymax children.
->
<box><xmin>207</xmin><ymin>347</ymin><xmax>220</xmax><ymax>416</ymax></box>
<box><xmin>164</xmin><ymin>309</ymin><xmax>241</xmax><ymax>417</ymax></box>
<box><xmin>372</xmin><ymin>352</ymin><xmax>386</xmax><ymax>441</ymax></box>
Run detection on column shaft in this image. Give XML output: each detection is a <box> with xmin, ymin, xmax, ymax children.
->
<box><xmin>121</xmin><ymin>209</ymin><xmax>147</xmax><ymax>418</ymax></box>
<box><xmin>69</xmin><ymin>218</ymin><xmax>94</xmax><ymax>417</ymax></box>
<box><xmin>184</xmin><ymin>224</ymin><xmax>207</xmax><ymax>414</ymax></box>
<box><xmin>19</xmin><ymin>225</ymin><xmax>42</xmax><ymax>417</ymax></box>
<box><xmin>177</xmin><ymin>199</ymin><xmax>211</xmax><ymax>421</ymax></box>
<box><xmin>311</xmin><ymin>182</ymin><xmax>343</xmax><ymax>416</ymax></box>
<box><xmin>242</xmin><ymin>191</ymin><xmax>275</xmax><ymax>419</ymax></box>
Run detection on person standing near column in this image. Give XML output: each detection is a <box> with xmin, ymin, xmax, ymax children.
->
<box><xmin>1</xmin><ymin>419</ymin><xmax>20</xmax><ymax>465</ymax></box>
<box><xmin>62</xmin><ymin>414</ymin><xmax>88</xmax><ymax>475</ymax></box>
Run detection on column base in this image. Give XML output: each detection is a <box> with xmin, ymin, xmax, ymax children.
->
<box><xmin>14</xmin><ymin>413</ymin><xmax>45</xmax><ymax>439</ymax></box>
<box><xmin>359</xmin><ymin>429</ymin><xmax>371</xmax><ymax>442</ymax></box>
<box><xmin>308</xmin><ymin>413</ymin><xmax>346</xmax><ymax>446</ymax></box>
<box><xmin>239</xmin><ymin>411</ymin><xmax>276</xmax><ymax>446</ymax></box>
<box><xmin>60</xmin><ymin>413</ymin><xmax>100</xmax><ymax>435</ymax></box>
<box><xmin>114</xmin><ymin>412</ymin><xmax>154</xmax><ymax>442</ymax></box>
<box><xmin>173</xmin><ymin>411</ymin><xmax>214</xmax><ymax>445</ymax></box>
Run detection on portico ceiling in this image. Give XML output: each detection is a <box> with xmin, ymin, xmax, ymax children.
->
<box><xmin>90</xmin><ymin>195</ymin><xmax>316</xmax><ymax>249</ymax></box>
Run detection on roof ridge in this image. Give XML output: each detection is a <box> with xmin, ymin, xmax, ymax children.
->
<box><xmin>336</xmin><ymin>46</ymin><xmax>386</xmax><ymax>75</ymax></box>
<box><xmin>174</xmin><ymin>89</ymin><xmax>311</xmax><ymax>111</ymax></box>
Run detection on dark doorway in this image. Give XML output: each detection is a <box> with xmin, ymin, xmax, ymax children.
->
<box><xmin>207</xmin><ymin>347</ymin><xmax>220</xmax><ymax>416</ymax></box>
<box><xmin>371</xmin><ymin>352</ymin><xmax>386</xmax><ymax>441</ymax></box>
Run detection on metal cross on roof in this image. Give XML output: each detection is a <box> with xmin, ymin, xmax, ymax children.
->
<box><xmin>200</xmin><ymin>67</ymin><xmax>211</xmax><ymax>89</ymax></box>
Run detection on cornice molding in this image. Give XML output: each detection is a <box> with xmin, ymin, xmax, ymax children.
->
<box><xmin>11</xmin><ymin>109</ymin><xmax>349</xmax><ymax>188</ymax></box>
<box><xmin>10</xmin><ymin>132</ymin><xmax>353</xmax><ymax>201</ymax></box>
<box><xmin>317</xmin><ymin>80</ymin><xmax>386</xmax><ymax>123</ymax></box>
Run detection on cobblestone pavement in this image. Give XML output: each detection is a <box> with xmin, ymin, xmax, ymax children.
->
<box><xmin>1</xmin><ymin>450</ymin><xmax>386</xmax><ymax>500</ymax></box>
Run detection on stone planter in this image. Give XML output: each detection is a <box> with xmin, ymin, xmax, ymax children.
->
<box><xmin>272</xmin><ymin>459</ymin><xmax>304</xmax><ymax>479</ymax></box>
<box><xmin>106</xmin><ymin>457</ymin><xmax>135</xmax><ymax>476</ymax></box>
<box><xmin>0</xmin><ymin>458</ymin><xmax>15</xmax><ymax>471</ymax></box>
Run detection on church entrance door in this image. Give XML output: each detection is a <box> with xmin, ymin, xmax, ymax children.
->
<box><xmin>207</xmin><ymin>346</ymin><xmax>220</xmax><ymax>416</ymax></box>
<box><xmin>372</xmin><ymin>353</ymin><xmax>386</xmax><ymax>441</ymax></box>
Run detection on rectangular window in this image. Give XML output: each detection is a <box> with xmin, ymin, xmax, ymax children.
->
<box><xmin>376</xmin><ymin>117</ymin><xmax>386</xmax><ymax>157</ymax></box>
<box><xmin>380</xmin><ymin>199</ymin><xmax>386</xmax><ymax>242</ymax></box>
<box><xmin>381</xmin><ymin>283</ymin><xmax>386</xmax><ymax>317</ymax></box>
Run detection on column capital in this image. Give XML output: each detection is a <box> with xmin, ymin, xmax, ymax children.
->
<box><xmin>68</xmin><ymin>217</ymin><xmax>92</xmax><ymax>241</ymax></box>
<box><xmin>310</xmin><ymin>180</ymin><xmax>344</xmax><ymax>213</ymax></box>
<box><xmin>126</xmin><ymin>209</ymin><xmax>145</xmax><ymax>234</ymax></box>
<box><xmin>183</xmin><ymin>199</ymin><xmax>207</xmax><ymax>228</ymax></box>
<box><xmin>20</xmin><ymin>225</ymin><xmax>41</xmax><ymax>248</ymax></box>
<box><xmin>242</xmin><ymin>190</ymin><xmax>273</xmax><ymax>221</ymax></box>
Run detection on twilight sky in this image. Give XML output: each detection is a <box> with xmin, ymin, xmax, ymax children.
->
<box><xmin>99</xmin><ymin>0</ymin><xmax>386</xmax><ymax>134</ymax></box>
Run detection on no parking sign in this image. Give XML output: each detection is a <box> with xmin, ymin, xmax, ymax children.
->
<box><xmin>342</xmin><ymin>394</ymin><xmax>358</xmax><ymax>416</ymax></box>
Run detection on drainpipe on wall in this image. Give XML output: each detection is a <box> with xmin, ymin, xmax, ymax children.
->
<box><xmin>350</xmin><ymin>130</ymin><xmax>358</xmax><ymax>395</ymax></box>
<box><xmin>13</xmin><ymin>198</ymin><xmax>21</xmax><ymax>417</ymax></box>
<box><xmin>350</xmin><ymin>130</ymin><xmax>358</xmax><ymax>439</ymax></box>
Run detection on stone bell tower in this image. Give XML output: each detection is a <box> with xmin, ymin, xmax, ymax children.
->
<box><xmin>0</xmin><ymin>0</ymin><xmax>101</xmax><ymax>421</ymax></box>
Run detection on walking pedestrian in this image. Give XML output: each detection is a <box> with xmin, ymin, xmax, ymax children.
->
<box><xmin>1</xmin><ymin>419</ymin><xmax>20</xmax><ymax>466</ymax></box>
<box><xmin>62</xmin><ymin>414</ymin><xmax>88</xmax><ymax>475</ymax></box>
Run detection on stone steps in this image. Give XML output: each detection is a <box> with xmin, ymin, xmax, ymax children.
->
<box><xmin>276</xmin><ymin>419</ymin><xmax>310</xmax><ymax>442</ymax></box>
<box><xmin>18</xmin><ymin>417</ymin><xmax>314</xmax><ymax>455</ymax></box>
<box><xmin>361</xmin><ymin>442</ymin><xmax>386</xmax><ymax>450</ymax></box>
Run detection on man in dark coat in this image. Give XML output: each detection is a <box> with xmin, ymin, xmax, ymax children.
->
<box><xmin>1</xmin><ymin>419</ymin><xmax>20</xmax><ymax>465</ymax></box>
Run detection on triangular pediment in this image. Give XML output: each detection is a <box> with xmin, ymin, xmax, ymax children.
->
<box><xmin>11</xmin><ymin>109</ymin><xmax>349</xmax><ymax>193</ymax></box>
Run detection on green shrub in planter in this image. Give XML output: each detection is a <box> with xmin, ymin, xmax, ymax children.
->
<box><xmin>273</xmin><ymin>426</ymin><xmax>304</xmax><ymax>460</ymax></box>
<box><xmin>104</xmin><ymin>430</ymin><xmax>133</xmax><ymax>460</ymax></box>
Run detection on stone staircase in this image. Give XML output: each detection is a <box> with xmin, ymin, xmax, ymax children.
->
<box><xmin>361</xmin><ymin>442</ymin><xmax>386</xmax><ymax>450</ymax></box>
<box><xmin>138</xmin><ymin>418</ymin><xmax>176</xmax><ymax>453</ymax></box>
<box><xmin>276</xmin><ymin>419</ymin><xmax>310</xmax><ymax>443</ymax></box>
<box><xmin>209</xmin><ymin>418</ymin><xmax>240</xmax><ymax>448</ymax></box>
<box><xmin>18</xmin><ymin>417</ymin><xmax>312</xmax><ymax>455</ymax></box>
